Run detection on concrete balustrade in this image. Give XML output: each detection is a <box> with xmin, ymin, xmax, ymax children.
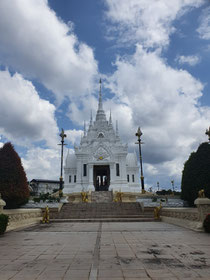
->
<box><xmin>0</xmin><ymin>194</ymin><xmax>6</xmax><ymax>213</ymax></box>
<box><xmin>194</xmin><ymin>197</ymin><xmax>210</xmax><ymax>222</ymax></box>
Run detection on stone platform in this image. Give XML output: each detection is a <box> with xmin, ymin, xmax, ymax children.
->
<box><xmin>66</xmin><ymin>191</ymin><xmax>139</xmax><ymax>203</ymax></box>
<box><xmin>91</xmin><ymin>191</ymin><xmax>113</xmax><ymax>203</ymax></box>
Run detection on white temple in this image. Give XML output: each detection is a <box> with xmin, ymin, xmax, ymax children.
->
<box><xmin>63</xmin><ymin>82</ymin><xmax>140</xmax><ymax>193</ymax></box>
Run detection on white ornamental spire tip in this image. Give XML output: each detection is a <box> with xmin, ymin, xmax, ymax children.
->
<box><xmin>109</xmin><ymin>109</ymin><xmax>112</xmax><ymax>124</ymax></box>
<box><xmin>116</xmin><ymin>120</ymin><xmax>119</xmax><ymax>136</ymax></box>
<box><xmin>98</xmin><ymin>78</ymin><xmax>103</xmax><ymax>110</ymax></box>
<box><xmin>90</xmin><ymin>110</ymin><xmax>93</xmax><ymax>125</ymax></box>
<box><xmin>84</xmin><ymin>121</ymin><xmax>87</xmax><ymax>137</ymax></box>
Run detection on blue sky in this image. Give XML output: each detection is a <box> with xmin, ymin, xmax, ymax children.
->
<box><xmin>0</xmin><ymin>0</ymin><xmax>209</xmax><ymax>191</ymax></box>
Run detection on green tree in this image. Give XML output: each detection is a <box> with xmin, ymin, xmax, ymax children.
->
<box><xmin>0</xmin><ymin>142</ymin><xmax>29</xmax><ymax>208</ymax></box>
<box><xmin>181</xmin><ymin>142</ymin><xmax>210</xmax><ymax>206</ymax></box>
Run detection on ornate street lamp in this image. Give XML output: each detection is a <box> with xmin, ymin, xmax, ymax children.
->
<box><xmin>58</xmin><ymin>128</ymin><xmax>67</xmax><ymax>196</ymax></box>
<box><xmin>205</xmin><ymin>127</ymin><xmax>210</xmax><ymax>143</ymax></box>
<box><xmin>157</xmin><ymin>181</ymin><xmax>160</xmax><ymax>191</ymax></box>
<box><xmin>171</xmin><ymin>180</ymin><xmax>174</xmax><ymax>192</ymax></box>
<box><xmin>135</xmin><ymin>127</ymin><xmax>145</xmax><ymax>193</ymax></box>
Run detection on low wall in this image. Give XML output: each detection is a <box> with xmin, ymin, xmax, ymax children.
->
<box><xmin>3</xmin><ymin>208</ymin><xmax>42</xmax><ymax>231</ymax></box>
<box><xmin>160</xmin><ymin>208</ymin><xmax>203</xmax><ymax>231</ymax></box>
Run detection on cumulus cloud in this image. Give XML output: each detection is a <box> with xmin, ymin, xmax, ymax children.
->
<box><xmin>104</xmin><ymin>46</ymin><xmax>209</xmax><ymax>186</ymax></box>
<box><xmin>176</xmin><ymin>55</ymin><xmax>200</xmax><ymax>66</ymax></box>
<box><xmin>68</xmin><ymin>95</ymin><xmax>99</xmax><ymax>126</ymax></box>
<box><xmin>0</xmin><ymin>0</ymin><xmax>98</xmax><ymax>102</ymax></box>
<box><xmin>197</xmin><ymin>6</ymin><xmax>210</xmax><ymax>40</ymax></box>
<box><xmin>105</xmin><ymin>0</ymin><xmax>204</xmax><ymax>48</ymax></box>
<box><xmin>0</xmin><ymin>70</ymin><xmax>58</xmax><ymax>147</ymax></box>
<box><xmin>65</xmin><ymin>129</ymin><xmax>83</xmax><ymax>145</ymax></box>
<box><xmin>22</xmin><ymin>147</ymin><xmax>60</xmax><ymax>180</ymax></box>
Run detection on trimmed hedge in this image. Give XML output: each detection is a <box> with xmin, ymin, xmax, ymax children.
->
<box><xmin>0</xmin><ymin>214</ymin><xmax>9</xmax><ymax>235</ymax></box>
<box><xmin>181</xmin><ymin>143</ymin><xmax>210</xmax><ymax>206</ymax></box>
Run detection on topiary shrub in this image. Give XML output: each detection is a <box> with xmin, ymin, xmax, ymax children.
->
<box><xmin>203</xmin><ymin>214</ymin><xmax>210</xmax><ymax>233</ymax></box>
<box><xmin>0</xmin><ymin>142</ymin><xmax>29</xmax><ymax>208</ymax></box>
<box><xmin>181</xmin><ymin>143</ymin><xmax>210</xmax><ymax>206</ymax></box>
<box><xmin>0</xmin><ymin>214</ymin><xmax>9</xmax><ymax>235</ymax></box>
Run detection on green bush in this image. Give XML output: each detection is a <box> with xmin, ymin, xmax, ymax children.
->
<box><xmin>0</xmin><ymin>143</ymin><xmax>29</xmax><ymax>208</ymax></box>
<box><xmin>33</xmin><ymin>197</ymin><xmax>41</xmax><ymax>203</ymax></box>
<box><xmin>0</xmin><ymin>214</ymin><xmax>9</xmax><ymax>235</ymax></box>
<box><xmin>33</xmin><ymin>194</ymin><xmax>60</xmax><ymax>203</ymax></box>
<box><xmin>156</xmin><ymin>189</ymin><xmax>173</xmax><ymax>195</ymax></box>
<box><xmin>203</xmin><ymin>214</ymin><xmax>210</xmax><ymax>233</ymax></box>
<box><xmin>39</xmin><ymin>192</ymin><xmax>50</xmax><ymax>202</ymax></box>
<box><xmin>181</xmin><ymin>143</ymin><xmax>210</xmax><ymax>206</ymax></box>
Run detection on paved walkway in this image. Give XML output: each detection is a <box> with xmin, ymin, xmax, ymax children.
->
<box><xmin>0</xmin><ymin>222</ymin><xmax>210</xmax><ymax>280</ymax></box>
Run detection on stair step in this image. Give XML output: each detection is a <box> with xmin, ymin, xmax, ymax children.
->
<box><xmin>51</xmin><ymin>202</ymin><xmax>155</xmax><ymax>222</ymax></box>
<box><xmin>51</xmin><ymin>217</ymin><xmax>157</xmax><ymax>223</ymax></box>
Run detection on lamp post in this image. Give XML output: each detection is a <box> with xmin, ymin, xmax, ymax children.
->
<box><xmin>58</xmin><ymin>128</ymin><xmax>67</xmax><ymax>197</ymax></box>
<box><xmin>157</xmin><ymin>181</ymin><xmax>160</xmax><ymax>191</ymax></box>
<box><xmin>206</xmin><ymin>127</ymin><xmax>210</xmax><ymax>143</ymax></box>
<box><xmin>171</xmin><ymin>180</ymin><xmax>174</xmax><ymax>193</ymax></box>
<box><xmin>135</xmin><ymin>127</ymin><xmax>145</xmax><ymax>193</ymax></box>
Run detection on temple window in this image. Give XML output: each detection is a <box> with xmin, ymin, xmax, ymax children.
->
<box><xmin>83</xmin><ymin>164</ymin><xmax>87</xmax><ymax>176</ymax></box>
<box><xmin>127</xmin><ymin>174</ymin><xmax>129</xmax><ymax>182</ymax></box>
<box><xmin>98</xmin><ymin>132</ymin><xmax>104</xmax><ymax>138</ymax></box>
<box><xmin>74</xmin><ymin>175</ymin><xmax>76</xmax><ymax>183</ymax></box>
<box><xmin>116</xmin><ymin>163</ymin><xmax>120</xmax><ymax>176</ymax></box>
<box><xmin>69</xmin><ymin>175</ymin><xmax>71</xmax><ymax>183</ymax></box>
<box><xmin>132</xmin><ymin>174</ymin><xmax>135</xmax><ymax>182</ymax></box>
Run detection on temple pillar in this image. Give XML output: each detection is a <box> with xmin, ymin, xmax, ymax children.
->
<box><xmin>88</xmin><ymin>164</ymin><xmax>94</xmax><ymax>191</ymax></box>
<box><xmin>109</xmin><ymin>163</ymin><xmax>115</xmax><ymax>190</ymax></box>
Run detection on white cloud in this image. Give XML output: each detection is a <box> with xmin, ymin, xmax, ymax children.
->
<box><xmin>68</xmin><ymin>95</ymin><xmax>98</xmax><ymax>126</ymax></box>
<box><xmin>176</xmin><ymin>55</ymin><xmax>200</xmax><ymax>66</ymax></box>
<box><xmin>105</xmin><ymin>0</ymin><xmax>204</xmax><ymax>48</ymax></box>
<box><xmin>65</xmin><ymin>129</ymin><xmax>83</xmax><ymax>145</ymax></box>
<box><xmin>22</xmin><ymin>147</ymin><xmax>60</xmax><ymax>180</ymax></box>
<box><xmin>22</xmin><ymin>145</ymin><xmax>76</xmax><ymax>181</ymax></box>
<box><xmin>105</xmin><ymin>45</ymin><xmax>209</xmax><ymax>185</ymax></box>
<box><xmin>0</xmin><ymin>70</ymin><xmax>58</xmax><ymax>147</ymax></box>
<box><xmin>0</xmin><ymin>0</ymin><xmax>98</xmax><ymax>102</ymax></box>
<box><xmin>197</xmin><ymin>7</ymin><xmax>210</xmax><ymax>40</ymax></box>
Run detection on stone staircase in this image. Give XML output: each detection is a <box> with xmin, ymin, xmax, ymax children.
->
<box><xmin>51</xmin><ymin>202</ymin><xmax>156</xmax><ymax>222</ymax></box>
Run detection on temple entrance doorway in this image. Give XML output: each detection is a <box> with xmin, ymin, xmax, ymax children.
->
<box><xmin>94</xmin><ymin>165</ymin><xmax>110</xmax><ymax>191</ymax></box>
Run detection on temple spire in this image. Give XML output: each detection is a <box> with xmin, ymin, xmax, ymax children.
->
<box><xmin>95</xmin><ymin>78</ymin><xmax>106</xmax><ymax>122</ymax></box>
<box><xmin>116</xmin><ymin>120</ymin><xmax>119</xmax><ymax>136</ymax></box>
<box><xmin>109</xmin><ymin>110</ymin><xmax>112</xmax><ymax>125</ymax></box>
<box><xmin>84</xmin><ymin>121</ymin><xmax>87</xmax><ymax>137</ymax></box>
<box><xmin>90</xmin><ymin>110</ymin><xmax>93</xmax><ymax>126</ymax></box>
<box><xmin>98</xmin><ymin>78</ymin><xmax>103</xmax><ymax>110</ymax></box>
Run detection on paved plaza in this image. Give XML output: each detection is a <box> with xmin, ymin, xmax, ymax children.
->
<box><xmin>0</xmin><ymin>222</ymin><xmax>210</xmax><ymax>280</ymax></box>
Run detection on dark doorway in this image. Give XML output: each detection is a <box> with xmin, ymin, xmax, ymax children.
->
<box><xmin>94</xmin><ymin>165</ymin><xmax>110</xmax><ymax>191</ymax></box>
